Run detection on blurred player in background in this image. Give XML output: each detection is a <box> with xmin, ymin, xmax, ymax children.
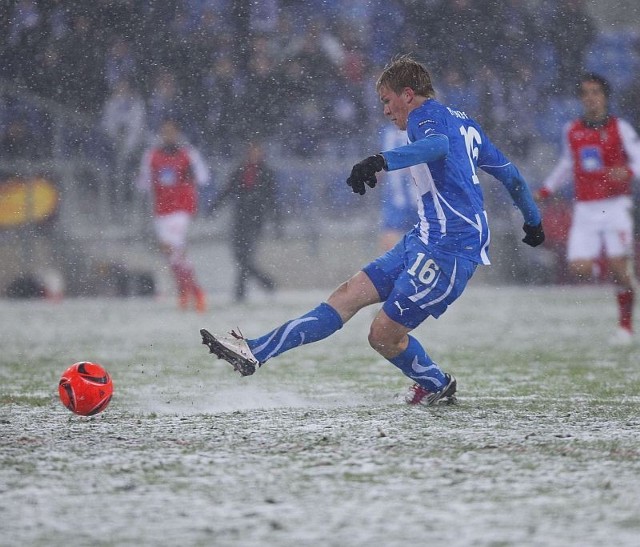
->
<box><xmin>537</xmin><ymin>73</ymin><xmax>640</xmax><ymax>345</ymax></box>
<box><xmin>201</xmin><ymin>55</ymin><xmax>544</xmax><ymax>405</ymax></box>
<box><xmin>378</xmin><ymin>125</ymin><xmax>417</xmax><ymax>251</ymax></box>
<box><xmin>137</xmin><ymin>119</ymin><xmax>210</xmax><ymax>312</ymax></box>
<box><xmin>212</xmin><ymin>139</ymin><xmax>280</xmax><ymax>302</ymax></box>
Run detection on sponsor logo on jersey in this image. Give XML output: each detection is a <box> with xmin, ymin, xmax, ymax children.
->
<box><xmin>580</xmin><ymin>146</ymin><xmax>603</xmax><ymax>172</ymax></box>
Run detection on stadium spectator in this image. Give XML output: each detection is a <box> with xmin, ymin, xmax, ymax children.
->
<box><xmin>487</xmin><ymin>61</ymin><xmax>540</xmax><ymax>160</ymax></box>
<box><xmin>491</xmin><ymin>0</ymin><xmax>540</xmax><ymax>78</ymax></box>
<box><xmin>199</xmin><ymin>56</ymin><xmax>245</xmax><ymax>155</ymax></box>
<box><xmin>540</xmin><ymin>0</ymin><xmax>596</xmax><ymax>95</ymax></box>
<box><xmin>29</xmin><ymin>42</ymin><xmax>65</xmax><ymax>103</ymax></box>
<box><xmin>146</xmin><ymin>70</ymin><xmax>185</xmax><ymax>134</ymax></box>
<box><xmin>0</xmin><ymin>0</ymin><xmax>557</xmax><ymax>169</ymax></box>
<box><xmin>248</xmin><ymin>0</ymin><xmax>280</xmax><ymax>34</ymax></box>
<box><xmin>242</xmin><ymin>49</ymin><xmax>281</xmax><ymax>139</ymax></box>
<box><xmin>101</xmin><ymin>78</ymin><xmax>147</xmax><ymax>202</ymax></box>
<box><xmin>57</xmin><ymin>12</ymin><xmax>106</xmax><ymax>112</ymax></box>
<box><xmin>275</xmin><ymin>17</ymin><xmax>355</xmax><ymax>157</ymax></box>
<box><xmin>201</xmin><ymin>56</ymin><xmax>545</xmax><ymax>406</ymax></box>
<box><xmin>277</xmin><ymin>58</ymin><xmax>326</xmax><ymax>157</ymax></box>
<box><xmin>212</xmin><ymin>139</ymin><xmax>280</xmax><ymax>302</ymax></box>
<box><xmin>421</xmin><ymin>0</ymin><xmax>499</xmax><ymax>81</ymax></box>
<box><xmin>325</xmin><ymin>22</ymin><xmax>369</xmax><ymax>158</ymax></box>
<box><xmin>619</xmin><ymin>38</ymin><xmax>640</xmax><ymax>131</ymax></box>
<box><xmin>537</xmin><ymin>73</ymin><xmax>640</xmax><ymax>345</ymax></box>
<box><xmin>5</xmin><ymin>0</ymin><xmax>43</xmax><ymax>82</ymax></box>
<box><xmin>0</xmin><ymin>118</ymin><xmax>39</xmax><ymax>158</ymax></box>
<box><xmin>43</xmin><ymin>0</ymin><xmax>71</xmax><ymax>41</ymax></box>
<box><xmin>104</xmin><ymin>36</ymin><xmax>139</xmax><ymax>92</ymax></box>
<box><xmin>136</xmin><ymin>119</ymin><xmax>210</xmax><ymax>312</ymax></box>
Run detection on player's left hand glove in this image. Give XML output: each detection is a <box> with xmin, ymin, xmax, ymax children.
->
<box><xmin>347</xmin><ymin>154</ymin><xmax>386</xmax><ymax>195</ymax></box>
<box><xmin>522</xmin><ymin>222</ymin><xmax>545</xmax><ymax>247</ymax></box>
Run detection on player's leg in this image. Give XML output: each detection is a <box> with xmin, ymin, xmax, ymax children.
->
<box><xmin>200</xmin><ymin>270</ymin><xmax>380</xmax><ymax>375</ymax></box>
<box><xmin>200</xmin><ymin>238</ymin><xmax>408</xmax><ymax>373</ymax></box>
<box><xmin>566</xmin><ymin>202</ymin><xmax>601</xmax><ymax>283</ymax></box>
<box><xmin>368</xmin><ymin>309</ymin><xmax>446</xmax><ymax>386</ymax></box>
<box><xmin>243</xmin><ymin>242</ymin><xmax>276</xmax><ymax>292</ymax></box>
<box><xmin>609</xmin><ymin>256</ymin><xmax>634</xmax><ymax>335</ymax></box>
<box><xmin>247</xmin><ymin>262</ymin><xmax>276</xmax><ymax>292</ymax></box>
<box><xmin>155</xmin><ymin>214</ymin><xmax>189</xmax><ymax>308</ymax></box>
<box><xmin>248</xmin><ymin>270</ymin><xmax>381</xmax><ymax>363</ymax></box>
<box><xmin>568</xmin><ymin>259</ymin><xmax>595</xmax><ymax>282</ymax></box>
<box><xmin>246</xmin><ymin>235</ymin><xmax>410</xmax><ymax>364</ymax></box>
<box><xmin>171</xmin><ymin>245</ymin><xmax>202</xmax><ymax>310</ymax></box>
<box><xmin>155</xmin><ymin>212</ymin><xmax>204</xmax><ymax>311</ymax></box>
<box><xmin>245</xmin><ymin>223</ymin><xmax>276</xmax><ymax>291</ymax></box>
<box><xmin>232</xmin><ymin>240</ymin><xmax>250</xmax><ymax>302</ymax></box>
<box><xmin>368</xmin><ymin>309</ymin><xmax>456</xmax><ymax>405</ymax></box>
<box><xmin>603</xmin><ymin>198</ymin><xmax>636</xmax><ymax>339</ymax></box>
<box><xmin>368</xmin><ymin>233</ymin><xmax>477</xmax><ymax>404</ymax></box>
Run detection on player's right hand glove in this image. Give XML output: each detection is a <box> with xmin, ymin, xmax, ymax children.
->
<box><xmin>346</xmin><ymin>154</ymin><xmax>386</xmax><ymax>195</ymax></box>
<box><xmin>522</xmin><ymin>222</ymin><xmax>545</xmax><ymax>247</ymax></box>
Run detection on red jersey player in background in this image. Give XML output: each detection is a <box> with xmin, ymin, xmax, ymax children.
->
<box><xmin>538</xmin><ymin>73</ymin><xmax>640</xmax><ymax>345</ymax></box>
<box><xmin>137</xmin><ymin>119</ymin><xmax>210</xmax><ymax>312</ymax></box>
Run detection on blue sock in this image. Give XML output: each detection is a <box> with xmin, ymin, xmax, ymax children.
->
<box><xmin>247</xmin><ymin>302</ymin><xmax>343</xmax><ymax>363</ymax></box>
<box><xmin>388</xmin><ymin>335</ymin><xmax>447</xmax><ymax>391</ymax></box>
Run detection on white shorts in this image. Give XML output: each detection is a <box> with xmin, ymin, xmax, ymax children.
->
<box><xmin>567</xmin><ymin>196</ymin><xmax>634</xmax><ymax>261</ymax></box>
<box><xmin>154</xmin><ymin>211</ymin><xmax>192</xmax><ymax>248</ymax></box>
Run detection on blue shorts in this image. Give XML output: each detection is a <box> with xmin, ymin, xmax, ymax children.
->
<box><xmin>363</xmin><ymin>231</ymin><xmax>478</xmax><ymax>329</ymax></box>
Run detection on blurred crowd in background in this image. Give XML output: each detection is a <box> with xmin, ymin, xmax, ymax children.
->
<box><xmin>1</xmin><ymin>0</ymin><xmax>640</xmax><ymax>297</ymax></box>
<box><xmin>2</xmin><ymin>0</ymin><xmax>639</xmax><ymax>168</ymax></box>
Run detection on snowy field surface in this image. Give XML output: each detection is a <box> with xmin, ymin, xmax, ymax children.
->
<box><xmin>1</xmin><ymin>285</ymin><xmax>640</xmax><ymax>547</ymax></box>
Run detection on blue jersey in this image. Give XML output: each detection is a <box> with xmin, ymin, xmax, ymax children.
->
<box><xmin>380</xmin><ymin>126</ymin><xmax>417</xmax><ymax>232</ymax></box>
<box><xmin>381</xmin><ymin>99</ymin><xmax>541</xmax><ymax>265</ymax></box>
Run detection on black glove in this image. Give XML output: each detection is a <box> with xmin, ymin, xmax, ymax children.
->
<box><xmin>346</xmin><ymin>154</ymin><xmax>386</xmax><ymax>195</ymax></box>
<box><xmin>522</xmin><ymin>222</ymin><xmax>545</xmax><ymax>247</ymax></box>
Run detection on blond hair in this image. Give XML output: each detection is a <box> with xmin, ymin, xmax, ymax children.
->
<box><xmin>376</xmin><ymin>55</ymin><xmax>435</xmax><ymax>98</ymax></box>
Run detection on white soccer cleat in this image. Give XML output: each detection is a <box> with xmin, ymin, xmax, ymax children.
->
<box><xmin>200</xmin><ymin>328</ymin><xmax>261</xmax><ymax>376</ymax></box>
<box><xmin>609</xmin><ymin>327</ymin><xmax>633</xmax><ymax>347</ymax></box>
<box><xmin>404</xmin><ymin>373</ymin><xmax>457</xmax><ymax>406</ymax></box>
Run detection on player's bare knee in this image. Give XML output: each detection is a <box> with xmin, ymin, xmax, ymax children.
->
<box><xmin>368</xmin><ymin>323</ymin><xmax>398</xmax><ymax>356</ymax></box>
<box><xmin>367</xmin><ymin>326</ymin><xmax>383</xmax><ymax>353</ymax></box>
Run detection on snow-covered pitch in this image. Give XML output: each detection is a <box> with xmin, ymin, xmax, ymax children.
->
<box><xmin>1</xmin><ymin>285</ymin><xmax>639</xmax><ymax>546</ymax></box>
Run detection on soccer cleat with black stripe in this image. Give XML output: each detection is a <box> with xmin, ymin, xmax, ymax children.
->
<box><xmin>200</xmin><ymin>328</ymin><xmax>261</xmax><ymax>376</ymax></box>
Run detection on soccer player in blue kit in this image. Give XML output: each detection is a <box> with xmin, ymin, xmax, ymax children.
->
<box><xmin>201</xmin><ymin>55</ymin><xmax>545</xmax><ymax>405</ymax></box>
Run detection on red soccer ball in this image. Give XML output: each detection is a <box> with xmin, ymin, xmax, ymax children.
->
<box><xmin>58</xmin><ymin>361</ymin><xmax>113</xmax><ymax>416</ymax></box>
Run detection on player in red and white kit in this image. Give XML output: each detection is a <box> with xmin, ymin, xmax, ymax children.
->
<box><xmin>137</xmin><ymin>119</ymin><xmax>210</xmax><ymax>312</ymax></box>
<box><xmin>538</xmin><ymin>73</ymin><xmax>640</xmax><ymax>344</ymax></box>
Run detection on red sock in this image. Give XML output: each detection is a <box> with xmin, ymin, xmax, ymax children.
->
<box><xmin>617</xmin><ymin>288</ymin><xmax>634</xmax><ymax>332</ymax></box>
<box><xmin>172</xmin><ymin>262</ymin><xmax>197</xmax><ymax>296</ymax></box>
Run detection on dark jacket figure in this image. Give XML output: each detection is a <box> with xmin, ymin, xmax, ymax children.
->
<box><xmin>217</xmin><ymin>141</ymin><xmax>280</xmax><ymax>301</ymax></box>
